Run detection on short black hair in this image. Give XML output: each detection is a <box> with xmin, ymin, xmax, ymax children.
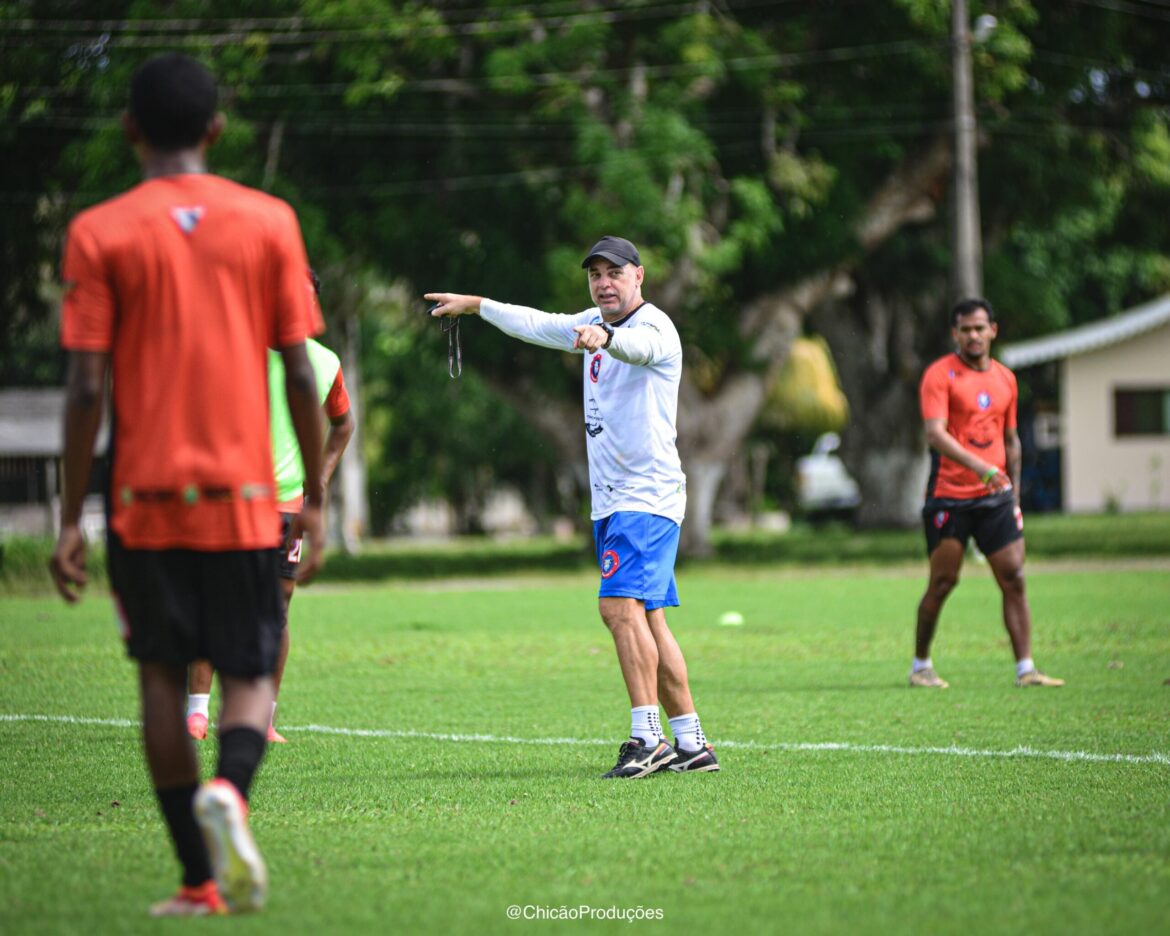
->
<box><xmin>951</xmin><ymin>297</ymin><xmax>994</xmax><ymax>324</ymax></box>
<box><xmin>129</xmin><ymin>54</ymin><xmax>218</xmax><ymax>150</ymax></box>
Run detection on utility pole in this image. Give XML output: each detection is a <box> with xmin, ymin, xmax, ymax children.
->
<box><xmin>952</xmin><ymin>0</ymin><xmax>982</xmax><ymax>299</ymax></box>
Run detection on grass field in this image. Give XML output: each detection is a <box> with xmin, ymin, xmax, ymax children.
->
<box><xmin>1</xmin><ymin>559</ymin><xmax>1168</xmax><ymax>934</ymax></box>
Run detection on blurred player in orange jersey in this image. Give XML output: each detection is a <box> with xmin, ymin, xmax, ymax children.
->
<box><xmin>50</xmin><ymin>53</ymin><xmax>326</xmax><ymax>916</ymax></box>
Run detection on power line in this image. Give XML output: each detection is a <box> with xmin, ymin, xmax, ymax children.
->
<box><xmin>2</xmin><ymin>38</ymin><xmax>938</xmax><ymax>98</ymax></box>
<box><xmin>0</xmin><ymin>0</ymin><xmax>833</xmax><ymax>45</ymax></box>
<box><xmin>1068</xmin><ymin>0</ymin><xmax>1170</xmax><ymax>22</ymax></box>
<box><xmin>0</xmin><ymin>0</ymin><xmax>824</xmax><ymax>33</ymax></box>
<box><xmin>1031</xmin><ymin>48</ymin><xmax>1170</xmax><ymax>81</ymax></box>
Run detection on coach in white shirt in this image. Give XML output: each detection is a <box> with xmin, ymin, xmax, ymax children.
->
<box><xmin>426</xmin><ymin>236</ymin><xmax>719</xmax><ymax>779</ymax></box>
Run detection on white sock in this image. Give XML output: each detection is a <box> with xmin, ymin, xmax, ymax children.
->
<box><xmin>912</xmin><ymin>657</ymin><xmax>933</xmax><ymax>674</ymax></box>
<box><xmin>187</xmin><ymin>694</ymin><xmax>210</xmax><ymax>719</ymax></box>
<box><xmin>668</xmin><ymin>712</ymin><xmax>707</xmax><ymax>752</ymax></box>
<box><xmin>630</xmin><ymin>705</ymin><xmax>663</xmax><ymax>746</ymax></box>
<box><xmin>1016</xmin><ymin>657</ymin><xmax>1035</xmax><ymax>678</ymax></box>
<box><xmin>270</xmin><ymin>701</ymin><xmax>278</xmax><ymax>728</ymax></box>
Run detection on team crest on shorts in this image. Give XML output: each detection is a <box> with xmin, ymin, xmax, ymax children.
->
<box><xmin>934</xmin><ymin>511</ymin><xmax>950</xmax><ymax>529</ymax></box>
<box><xmin>590</xmin><ymin>354</ymin><xmax>602</xmax><ymax>383</ymax></box>
<box><xmin>977</xmin><ymin>391</ymin><xmax>991</xmax><ymax>409</ymax></box>
<box><xmin>600</xmin><ymin>549</ymin><xmax>620</xmax><ymax>578</ymax></box>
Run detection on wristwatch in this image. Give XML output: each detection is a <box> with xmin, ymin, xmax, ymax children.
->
<box><xmin>599</xmin><ymin>322</ymin><xmax>615</xmax><ymax>349</ymax></box>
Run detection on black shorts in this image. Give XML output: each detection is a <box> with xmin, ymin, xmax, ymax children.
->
<box><xmin>277</xmin><ymin>512</ymin><xmax>301</xmax><ymax>581</ymax></box>
<box><xmin>922</xmin><ymin>493</ymin><xmax>1023</xmax><ymax>558</ymax></box>
<box><xmin>108</xmin><ymin>530</ymin><xmax>284</xmax><ymax>677</ymax></box>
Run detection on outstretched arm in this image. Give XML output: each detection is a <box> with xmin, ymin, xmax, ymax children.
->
<box><xmin>425</xmin><ymin>292</ymin><xmax>482</xmax><ymax>317</ymax></box>
<box><xmin>425</xmin><ymin>292</ymin><xmax>582</xmax><ymax>352</ymax></box>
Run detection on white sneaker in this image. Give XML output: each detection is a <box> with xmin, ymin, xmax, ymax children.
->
<box><xmin>908</xmin><ymin>667</ymin><xmax>950</xmax><ymax>688</ymax></box>
<box><xmin>194</xmin><ymin>778</ymin><xmax>267</xmax><ymax>913</ymax></box>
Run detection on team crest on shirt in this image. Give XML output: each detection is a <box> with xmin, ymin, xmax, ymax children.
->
<box><xmin>934</xmin><ymin>511</ymin><xmax>950</xmax><ymax>529</ymax></box>
<box><xmin>600</xmin><ymin>549</ymin><xmax>620</xmax><ymax>578</ymax></box>
<box><xmin>977</xmin><ymin>391</ymin><xmax>991</xmax><ymax>409</ymax></box>
<box><xmin>590</xmin><ymin>354</ymin><xmax>602</xmax><ymax>383</ymax></box>
<box><xmin>170</xmin><ymin>206</ymin><xmax>205</xmax><ymax>234</ymax></box>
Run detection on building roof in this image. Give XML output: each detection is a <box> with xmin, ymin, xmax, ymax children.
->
<box><xmin>0</xmin><ymin>388</ymin><xmax>108</xmax><ymax>456</ymax></box>
<box><xmin>1000</xmin><ymin>292</ymin><xmax>1170</xmax><ymax>368</ymax></box>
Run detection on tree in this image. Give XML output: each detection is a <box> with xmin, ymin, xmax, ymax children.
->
<box><xmin>817</xmin><ymin>0</ymin><xmax>1170</xmax><ymax>524</ymax></box>
<box><xmin>4</xmin><ymin>0</ymin><xmax>1169</xmax><ymax>543</ymax></box>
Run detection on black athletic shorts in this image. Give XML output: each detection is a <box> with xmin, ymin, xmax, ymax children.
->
<box><xmin>108</xmin><ymin>530</ymin><xmax>284</xmax><ymax>677</ymax></box>
<box><xmin>922</xmin><ymin>492</ymin><xmax>1023</xmax><ymax>558</ymax></box>
<box><xmin>277</xmin><ymin>512</ymin><xmax>301</xmax><ymax>581</ymax></box>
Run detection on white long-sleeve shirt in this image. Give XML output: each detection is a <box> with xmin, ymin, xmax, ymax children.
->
<box><xmin>479</xmin><ymin>298</ymin><xmax>687</xmax><ymax>524</ymax></box>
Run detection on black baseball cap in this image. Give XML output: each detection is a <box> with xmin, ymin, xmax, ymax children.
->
<box><xmin>581</xmin><ymin>235</ymin><xmax>641</xmax><ymax>269</ymax></box>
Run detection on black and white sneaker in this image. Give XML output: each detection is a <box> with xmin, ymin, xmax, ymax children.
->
<box><xmin>668</xmin><ymin>742</ymin><xmax>720</xmax><ymax>773</ymax></box>
<box><xmin>600</xmin><ymin>737</ymin><xmax>677</xmax><ymax>779</ymax></box>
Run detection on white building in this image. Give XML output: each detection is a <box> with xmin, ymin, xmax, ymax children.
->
<box><xmin>0</xmin><ymin>388</ymin><xmax>107</xmax><ymax>537</ymax></box>
<box><xmin>1001</xmin><ymin>294</ymin><xmax>1170</xmax><ymax>513</ymax></box>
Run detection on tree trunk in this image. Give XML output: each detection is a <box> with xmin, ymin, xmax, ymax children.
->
<box><xmin>811</xmin><ymin>284</ymin><xmax>943</xmax><ymax>528</ymax></box>
<box><xmin>669</xmin><ymin>137</ymin><xmax>952</xmax><ymax>549</ymax></box>
<box><xmin>320</xmin><ymin>265</ymin><xmax>374</xmax><ymax>553</ymax></box>
<box><xmin>335</xmin><ymin>306</ymin><xmax>369</xmax><ymax>553</ymax></box>
<box><xmin>682</xmin><ymin>456</ymin><xmax>729</xmax><ymax>556</ymax></box>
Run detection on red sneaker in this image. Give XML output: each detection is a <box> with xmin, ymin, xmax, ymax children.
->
<box><xmin>187</xmin><ymin>713</ymin><xmax>208</xmax><ymax>741</ymax></box>
<box><xmin>149</xmin><ymin>880</ymin><xmax>227</xmax><ymax>917</ymax></box>
<box><xmin>266</xmin><ymin>724</ymin><xmax>287</xmax><ymax>744</ymax></box>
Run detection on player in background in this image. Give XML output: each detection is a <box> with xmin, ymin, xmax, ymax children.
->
<box><xmin>426</xmin><ymin>235</ymin><xmax>719</xmax><ymax>778</ymax></box>
<box><xmin>912</xmin><ymin>298</ymin><xmax>1063</xmax><ymax>689</ymax></box>
<box><xmin>49</xmin><ymin>54</ymin><xmax>326</xmax><ymax>916</ymax></box>
<box><xmin>187</xmin><ymin>324</ymin><xmax>354</xmax><ymax>743</ymax></box>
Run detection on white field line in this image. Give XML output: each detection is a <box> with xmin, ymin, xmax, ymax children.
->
<box><xmin>2</xmin><ymin>713</ymin><xmax>1168</xmax><ymax>766</ymax></box>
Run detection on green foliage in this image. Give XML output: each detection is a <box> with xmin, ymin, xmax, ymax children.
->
<box><xmin>358</xmin><ymin>290</ymin><xmax>562</xmax><ymax>535</ymax></box>
<box><xmin>4</xmin><ymin>0</ymin><xmax>1170</xmax><ymax>525</ymax></box>
<box><xmin>4</xmin><ymin>513</ymin><xmax>1168</xmax><ymax>593</ymax></box>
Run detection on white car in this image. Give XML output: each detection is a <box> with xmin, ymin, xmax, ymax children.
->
<box><xmin>795</xmin><ymin>432</ymin><xmax>861</xmax><ymax>521</ymax></box>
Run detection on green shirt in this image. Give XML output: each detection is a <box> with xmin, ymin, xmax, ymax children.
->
<box><xmin>269</xmin><ymin>339</ymin><xmax>341</xmax><ymax>504</ymax></box>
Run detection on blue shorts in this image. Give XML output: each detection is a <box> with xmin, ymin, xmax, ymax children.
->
<box><xmin>593</xmin><ymin>512</ymin><xmax>681</xmax><ymax>611</ymax></box>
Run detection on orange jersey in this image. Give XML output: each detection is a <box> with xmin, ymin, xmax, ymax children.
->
<box><xmin>324</xmin><ymin>368</ymin><xmax>350</xmax><ymax>420</ymax></box>
<box><xmin>61</xmin><ymin>174</ymin><xmax>323</xmax><ymax>550</ymax></box>
<box><xmin>920</xmin><ymin>353</ymin><xmax>1018</xmax><ymax>501</ymax></box>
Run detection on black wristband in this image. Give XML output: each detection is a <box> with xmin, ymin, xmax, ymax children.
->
<box><xmin>600</xmin><ymin>322</ymin><xmax>615</xmax><ymax>349</ymax></box>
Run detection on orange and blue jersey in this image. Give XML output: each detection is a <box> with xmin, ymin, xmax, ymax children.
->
<box><xmin>920</xmin><ymin>353</ymin><xmax>1018</xmax><ymax>501</ymax></box>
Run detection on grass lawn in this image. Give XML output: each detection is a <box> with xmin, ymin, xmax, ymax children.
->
<box><xmin>1</xmin><ymin>560</ymin><xmax>1168</xmax><ymax>934</ymax></box>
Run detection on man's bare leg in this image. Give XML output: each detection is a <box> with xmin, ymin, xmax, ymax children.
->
<box><xmin>597</xmin><ymin>597</ymin><xmax>675</xmax><ymax>777</ymax></box>
<box><xmin>646</xmin><ymin>608</ymin><xmax>694</xmax><ymax>717</ymax></box>
<box><xmin>599</xmin><ymin>596</ymin><xmax>659</xmax><ymax>709</ymax></box>
<box><xmin>985</xmin><ymin>538</ymin><xmax>1030</xmax><ymax>661</ymax></box>
<box><xmin>911</xmin><ymin>538</ymin><xmax>964</xmax><ymax>687</ymax></box>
